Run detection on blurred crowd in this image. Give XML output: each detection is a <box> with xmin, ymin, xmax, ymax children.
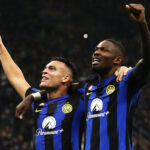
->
<box><xmin>0</xmin><ymin>0</ymin><xmax>150</xmax><ymax>149</ymax></box>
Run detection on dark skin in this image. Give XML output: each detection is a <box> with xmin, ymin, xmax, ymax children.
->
<box><xmin>16</xmin><ymin>90</ymin><xmax>47</xmax><ymax>119</ymax></box>
<box><xmin>92</xmin><ymin>4</ymin><xmax>150</xmax><ymax>84</ymax></box>
<box><xmin>16</xmin><ymin>3</ymin><xmax>150</xmax><ymax>119</ymax></box>
<box><xmin>126</xmin><ymin>4</ymin><xmax>150</xmax><ymax>83</ymax></box>
<box><xmin>92</xmin><ymin>40</ymin><xmax>123</xmax><ymax>80</ymax></box>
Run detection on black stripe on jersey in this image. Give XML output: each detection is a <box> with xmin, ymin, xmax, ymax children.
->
<box><xmin>45</xmin><ymin>101</ymin><xmax>58</xmax><ymax>150</ymax></box>
<box><xmin>91</xmin><ymin>83</ymin><xmax>105</xmax><ymax>150</ymax></box>
<box><xmin>61</xmin><ymin>93</ymin><xmax>82</xmax><ymax>150</ymax></box>
<box><xmin>90</xmin><ymin>83</ymin><xmax>103</xmax><ymax>150</ymax></box>
<box><xmin>107</xmin><ymin>81</ymin><xmax>119</xmax><ymax>150</ymax></box>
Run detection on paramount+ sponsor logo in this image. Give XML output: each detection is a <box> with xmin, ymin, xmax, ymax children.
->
<box><xmin>36</xmin><ymin>116</ymin><xmax>64</xmax><ymax>136</ymax></box>
<box><xmin>87</xmin><ymin>98</ymin><xmax>109</xmax><ymax>120</ymax></box>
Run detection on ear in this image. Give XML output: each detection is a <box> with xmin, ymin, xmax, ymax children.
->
<box><xmin>62</xmin><ymin>75</ymin><xmax>71</xmax><ymax>84</ymax></box>
<box><xmin>113</xmin><ymin>56</ymin><xmax>122</xmax><ymax>65</ymax></box>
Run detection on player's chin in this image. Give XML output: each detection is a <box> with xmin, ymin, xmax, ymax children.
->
<box><xmin>92</xmin><ymin>64</ymin><xmax>101</xmax><ymax>72</ymax></box>
<box><xmin>39</xmin><ymin>83</ymin><xmax>48</xmax><ymax>89</ymax></box>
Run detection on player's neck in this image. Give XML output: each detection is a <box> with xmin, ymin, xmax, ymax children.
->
<box><xmin>99</xmin><ymin>67</ymin><xmax>118</xmax><ymax>80</ymax></box>
<box><xmin>46</xmin><ymin>87</ymin><xmax>68</xmax><ymax>99</ymax></box>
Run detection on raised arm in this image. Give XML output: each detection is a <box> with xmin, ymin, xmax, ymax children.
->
<box><xmin>126</xmin><ymin>4</ymin><xmax>150</xmax><ymax>83</ymax></box>
<box><xmin>0</xmin><ymin>36</ymin><xmax>30</xmax><ymax>99</ymax></box>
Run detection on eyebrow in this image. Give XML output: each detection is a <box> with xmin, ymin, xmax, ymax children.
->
<box><xmin>45</xmin><ymin>65</ymin><xmax>56</xmax><ymax>69</ymax></box>
<box><xmin>95</xmin><ymin>46</ymin><xmax>108</xmax><ymax>51</ymax></box>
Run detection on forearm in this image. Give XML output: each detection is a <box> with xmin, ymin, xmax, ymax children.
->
<box><xmin>0</xmin><ymin>44</ymin><xmax>25</xmax><ymax>83</ymax></box>
<box><xmin>138</xmin><ymin>21</ymin><xmax>150</xmax><ymax>64</ymax></box>
<box><xmin>0</xmin><ymin>41</ymin><xmax>30</xmax><ymax>98</ymax></box>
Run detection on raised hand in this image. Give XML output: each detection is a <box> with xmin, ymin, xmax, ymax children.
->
<box><xmin>126</xmin><ymin>4</ymin><xmax>146</xmax><ymax>23</ymax></box>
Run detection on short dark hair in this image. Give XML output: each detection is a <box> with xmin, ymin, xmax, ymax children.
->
<box><xmin>50</xmin><ymin>57</ymin><xmax>76</xmax><ymax>80</ymax></box>
<box><xmin>105</xmin><ymin>39</ymin><xmax>125</xmax><ymax>59</ymax></box>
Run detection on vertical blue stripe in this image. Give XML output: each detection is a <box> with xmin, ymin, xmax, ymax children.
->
<box><xmin>85</xmin><ymin>92</ymin><xmax>96</xmax><ymax>150</ymax></box>
<box><xmin>53</xmin><ymin>100</ymin><xmax>66</xmax><ymax>150</ymax></box>
<box><xmin>100</xmin><ymin>88</ymin><xmax>109</xmax><ymax>150</ymax></box>
<box><xmin>129</xmin><ymin>91</ymin><xmax>140</xmax><ymax>112</ymax></box>
<box><xmin>71</xmin><ymin>99</ymin><xmax>84</xmax><ymax>150</ymax></box>
<box><xmin>117</xmin><ymin>82</ymin><xmax>127</xmax><ymax>150</ymax></box>
<box><xmin>35</xmin><ymin>110</ymin><xmax>47</xmax><ymax>150</ymax></box>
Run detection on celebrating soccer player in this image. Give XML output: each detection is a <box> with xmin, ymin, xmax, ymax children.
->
<box><xmin>84</xmin><ymin>3</ymin><xmax>150</xmax><ymax>150</ymax></box>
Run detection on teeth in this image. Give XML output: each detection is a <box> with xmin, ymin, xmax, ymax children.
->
<box><xmin>92</xmin><ymin>58</ymin><xmax>100</xmax><ymax>65</ymax></box>
<box><xmin>93</xmin><ymin>59</ymin><xmax>99</xmax><ymax>61</ymax></box>
<box><xmin>93</xmin><ymin>58</ymin><xmax>99</xmax><ymax>62</ymax></box>
<box><xmin>42</xmin><ymin>77</ymin><xmax>48</xmax><ymax>80</ymax></box>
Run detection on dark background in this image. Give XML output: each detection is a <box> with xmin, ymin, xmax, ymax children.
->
<box><xmin>0</xmin><ymin>0</ymin><xmax>150</xmax><ymax>149</ymax></box>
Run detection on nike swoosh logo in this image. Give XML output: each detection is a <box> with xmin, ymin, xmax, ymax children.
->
<box><xmin>35</xmin><ymin>109</ymin><xmax>42</xmax><ymax>113</ymax></box>
<box><xmin>86</xmin><ymin>92</ymin><xmax>91</xmax><ymax>96</ymax></box>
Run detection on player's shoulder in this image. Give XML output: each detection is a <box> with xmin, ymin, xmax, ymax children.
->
<box><xmin>25</xmin><ymin>87</ymin><xmax>40</xmax><ymax>96</ymax></box>
<box><xmin>122</xmin><ymin>68</ymin><xmax>134</xmax><ymax>82</ymax></box>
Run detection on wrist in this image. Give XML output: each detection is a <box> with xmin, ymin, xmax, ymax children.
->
<box><xmin>31</xmin><ymin>92</ymin><xmax>42</xmax><ymax>101</ymax></box>
<box><xmin>138</xmin><ymin>19</ymin><xmax>147</xmax><ymax>25</ymax></box>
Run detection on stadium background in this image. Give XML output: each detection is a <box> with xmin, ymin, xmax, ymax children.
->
<box><xmin>0</xmin><ymin>0</ymin><xmax>150</xmax><ymax>149</ymax></box>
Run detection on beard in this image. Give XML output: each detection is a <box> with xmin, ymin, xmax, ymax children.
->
<box><xmin>92</xmin><ymin>65</ymin><xmax>111</xmax><ymax>77</ymax></box>
<box><xmin>92</xmin><ymin>65</ymin><xmax>104</xmax><ymax>73</ymax></box>
<box><xmin>39</xmin><ymin>85</ymin><xmax>58</xmax><ymax>92</ymax></box>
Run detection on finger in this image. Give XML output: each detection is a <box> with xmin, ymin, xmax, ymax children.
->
<box><xmin>128</xmin><ymin>4</ymin><xmax>141</xmax><ymax>18</ymax></box>
<box><xmin>15</xmin><ymin>108</ymin><xmax>20</xmax><ymax>117</ymax></box>
<box><xmin>125</xmin><ymin>4</ymin><xmax>130</xmax><ymax>10</ymax></box>
<box><xmin>123</xmin><ymin>68</ymin><xmax>129</xmax><ymax>76</ymax></box>
<box><xmin>117</xmin><ymin>72</ymin><xmax>124</xmax><ymax>82</ymax></box>
<box><xmin>115</xmin><ymin>70</ymin><xmax>118</xmax><ymax>76</ymax></box>
<box><xmin>124</xmin><ymin>67</ymin><xmax>132</xmax><ymax>75</ymax></box>
<box><xmin>19</xmin><ymin>115</ymin><xmax>23</xmax><ymax>119</ymax></box>
<box><xmin>129</xmin><ymin>66</ymin><xmax>132</xmax><ymax>69</ymax></box>
<box><xmin>16</xmin><ymin>107</ymin><xmax>24</xmax><ymax>119</ymax></box>
<box><xmin>21</xmin><ymin>109</ymin><xmax>26</xmax><ymax>118</ymax></box>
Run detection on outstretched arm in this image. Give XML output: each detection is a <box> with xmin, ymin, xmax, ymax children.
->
<box><xmin>0</xmin><ymin>36</ymin><xmax>30</xmax><ymax>99</ymax></box>
<box><xmin>126</xmin><ymin>4</ymin><xmax>150</xmax><ymax>84</ymax></box>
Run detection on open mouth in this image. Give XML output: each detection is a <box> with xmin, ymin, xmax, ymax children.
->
<box><xmin>92</xmin><ymin>58</ymin><xmax>100</xmax><ymax>65</ymax></box>
<box><xmin>41</xmin><ymin>76</ymin><xmax>49</xmax><ymax>82</ymax></box>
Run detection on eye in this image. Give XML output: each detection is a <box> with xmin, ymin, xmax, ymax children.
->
<box><xmin>95</xmin><ymin>47</ymin><xmax>109</xmax><ymax>52</ymax></box>
<box><xmin>100</xmin><ymin>47</ymin><xmax>109</xmax><ymax>52</ymax></box>
<box><xmin>48</xmin><ymin>66</ymin><xmax>56</xmax><ymax>70</ymax></box>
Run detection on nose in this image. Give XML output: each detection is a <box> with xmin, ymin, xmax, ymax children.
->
<box><xmin>42</xmin><ymin>68</ymin><xmax>48</xmax><ymax>75</ymax></box>
<box><xmin>93</xmin><ymin>51</ymin><xmax>100</xmax><ymax>57</ymax></box>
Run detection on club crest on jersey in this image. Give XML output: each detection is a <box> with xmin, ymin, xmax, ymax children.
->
<box><xmin>62</xmin><ymin>103</ymin><xmax>73</xmax><ymax>113</ymax></box>
<box><xmin>42</xmin><ymin>116</ymin><xmax>56</xmax><ymax>130</ymax></box>
<box><xmin>106</xmin><ymin>85</ymin><xmax>115</xmax><ymax>95</ymax></box>
<box><xmin>90</xmin><ymin>98</ymin><xmax>103</xmax><ymax>112</ymax></box>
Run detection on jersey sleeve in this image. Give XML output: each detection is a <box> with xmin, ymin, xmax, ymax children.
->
<box><xmin>122</xmin><ymin>68</ymin><xmax>134</xmax><ymax>82</ymax></box>
<box><xmin>25</xmin><ymin>87</ymin><xmax>40</xmax><ymax>96</ymax></box>
<box><xmin>122</xmin><ymin>68</ymin><xmax>143</xmax><ymax>114</ymax></box>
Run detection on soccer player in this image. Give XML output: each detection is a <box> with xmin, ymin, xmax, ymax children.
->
<box><xmin>0</xmin><ymin>37</ymin><xmax>85</xmax><ymax>150</ymax></box>
<box><xmin>84</xmin><ymin>3</ymin><xmax>150</xmax><ymax>150</ymax></box>
<box><xmin>0</xmin><ymin>36</ymin><xmax>130</xmax><ymax>150</ymax></box>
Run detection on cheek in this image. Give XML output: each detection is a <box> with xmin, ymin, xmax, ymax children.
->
<box><xmin>103</xmin><ymin>56</ymin><xmax>114</xmax><ymax>62</ymax></box>
<box><xmin>51</xmin><ymin>75</ymin><xmax>63</xmax><ymax>83</ymax></box>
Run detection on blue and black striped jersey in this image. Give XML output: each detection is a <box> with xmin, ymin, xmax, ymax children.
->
<box><xmin>26</xmin><ymin>88</ymin><xmax>85</xmax><ymax>150</ymax></box>
<box><xmin>84</xmin><ymin>69</ymin><xmax>142</xmax><ymax>150</ymax></box>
